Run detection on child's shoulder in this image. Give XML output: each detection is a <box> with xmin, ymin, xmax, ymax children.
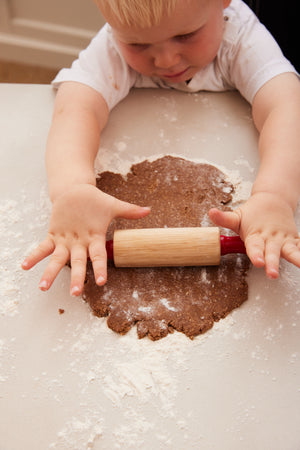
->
<box><xmin>225</xmin><ymin>0</ymin><xmax>257</xmax><ymax>23</ymax></box>
<box><xmin>223</xmin><ymin>0</ymin><xmax>259</xmax><ymax>44</ymax></box>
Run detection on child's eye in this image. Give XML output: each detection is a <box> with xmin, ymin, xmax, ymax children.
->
<box><xmin>128</xmin><ymin>43</ymin><xmax>149</xmax><ymax>51</ymax></box>
<box><xmin>175</xmin><ymin>29</ymin><xmax>199</xmax><ymax>42</ymax></box>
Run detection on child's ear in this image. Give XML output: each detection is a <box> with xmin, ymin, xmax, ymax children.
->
<box><xmin>223</xmin><ymin>0</ymin><xmax>231</xmax><ymax>8</ymax></box>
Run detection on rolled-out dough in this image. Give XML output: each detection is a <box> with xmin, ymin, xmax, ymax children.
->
<box><xmin>83</xmin><ymin>156</ymin><xmax>249</xmax><ymax>340</ymax></box>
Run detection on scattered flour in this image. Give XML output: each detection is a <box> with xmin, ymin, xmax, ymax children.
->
<box><xmin>160</xmin><ymin>298</ymin><xmax>178</xmax><ymax>312</ymax></box>
<box><xmin>46</xmin><ymin>317</ymin><xmax>193</xmax><ymax>448</ymax></box>
<box><xmin>49</xmin><ymin>414</ymin><xmax>104</xmax><ymax>450</ymax></box>
<box><xmin>0</xmin><ymin>186</ymin><xmax>50</xmax><ymax>317</ymax></box>
<box><xmin>234</xmin><ymin>157</ymin><xmax>255</xmax><ymax>173</ymax></box>
<box><xmin>138</xmin><ymin>306</ymin><xmax>153</xmax><ymax>314</ymax></box>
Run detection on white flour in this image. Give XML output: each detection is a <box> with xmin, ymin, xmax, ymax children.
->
<box><xmin>0</xmin><ymin>186</ymin><xmax>51</xmax><ymax>317</ymax></box>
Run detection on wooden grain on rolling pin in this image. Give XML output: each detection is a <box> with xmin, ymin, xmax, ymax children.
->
<box><xmin>113</xmin><ymin>227</ymin><xmax>221</xmax><ymax>267</ymax></box>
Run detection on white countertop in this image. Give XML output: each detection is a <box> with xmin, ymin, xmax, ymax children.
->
<box><xmin>0</xmin><ymin>84</ymin><xmax>299</xmax><ymax>450</ymax></box>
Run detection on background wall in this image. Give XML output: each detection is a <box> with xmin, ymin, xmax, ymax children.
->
<box><xmin>0</xmin><ymin>0</ymin><xmax>105</xmax><ymax>69</ymax></box>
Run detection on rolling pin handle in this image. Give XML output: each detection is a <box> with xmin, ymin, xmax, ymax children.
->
<box><xmin>106</xmin><ymin>240</ymin><xmax>114</xmax><ymax>261</ymax></box>
<box><xmin>220</xmin><ymin>235</ymin><xmax>246</xmax><ymax>255</ymax></box>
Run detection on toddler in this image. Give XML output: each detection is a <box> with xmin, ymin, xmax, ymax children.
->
<box><xmin>22</xmin><ymin>0</ymin><xmax>300</xmax><ymax>296</ymax></box>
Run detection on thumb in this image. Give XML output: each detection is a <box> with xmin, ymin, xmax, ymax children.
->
<box><xmin>114</xmin><ymin>200</ymin><xmax>151</xmax><ymax>220</ymax></box>
<box><xmin>209</xmin><ymin>208</ymin><xmax>241</xmax><ymax>235</ymax></box>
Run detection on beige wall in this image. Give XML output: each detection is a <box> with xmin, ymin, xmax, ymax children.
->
<box><xmin>0</xmin><ymin>0</ymin><xmax>106</xmax><ymax>69</ymax></box>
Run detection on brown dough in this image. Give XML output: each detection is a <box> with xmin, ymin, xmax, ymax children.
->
<box><xmin>83</xmin><ymin>156</ymin><xmax>249</xmax><ymax>340</ymax></box>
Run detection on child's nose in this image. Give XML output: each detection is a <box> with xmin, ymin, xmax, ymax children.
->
<box><xmin>153</xmin><ymin>44</ymin><xmax>181</xmax><ymax>69</ymax></box>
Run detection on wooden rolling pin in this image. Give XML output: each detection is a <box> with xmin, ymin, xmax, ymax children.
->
<box><xmin>105</xmin><ymin>227</ymin><xmax>246</xmax><ymax>267</ymax></box>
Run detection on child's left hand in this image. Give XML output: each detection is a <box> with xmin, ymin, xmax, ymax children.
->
<box><xmin>209</xmin><ymin>191</ymin><xmax>300</xmax><ymax>278</ymax></box>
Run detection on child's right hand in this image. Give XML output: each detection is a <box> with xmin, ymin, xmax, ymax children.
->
<box><xmin>22</xmin><ymin>184</ymin><xmax>150</xmax><ymax>296</ymax></box>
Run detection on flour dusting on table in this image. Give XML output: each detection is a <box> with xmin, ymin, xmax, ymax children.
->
<box><xmin>0</xmin><ymin>189</ymin><xmax>51</xmax><ymax>316</ymax></box>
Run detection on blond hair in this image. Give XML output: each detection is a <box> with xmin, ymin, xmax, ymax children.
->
<box><xmin>95</xmin><ymin>0</ymin><xmax>180</xmax><ymax>28</ymax></box>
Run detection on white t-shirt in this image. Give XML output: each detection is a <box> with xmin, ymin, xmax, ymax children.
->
<box><xmin>52</xmin><ymin>0</ymin><xmax>297</xmax><ymax>109</ymax></box>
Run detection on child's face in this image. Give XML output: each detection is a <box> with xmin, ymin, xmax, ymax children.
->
<box><xmin>105</xmin><ymin>0</ymin><xmax>231</xmax><ymax>84</ymax></box>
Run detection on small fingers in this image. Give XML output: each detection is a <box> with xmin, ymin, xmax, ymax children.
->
<box><xmin>22</xmin><ymin>237</ymin><xmax>55</xmax><ymax>270</ymax></box>
<box><xmin>89</xmin><ymin>237</ymin><xmax>108</xmax><ymax>286</ymax></box>
<box><xmin>39</xmin><ymin>245</ymin><xmax>70</xmax><ymax>291</ymax></box>
<box><xmin>264</xmin><ymin>239</ymin><xmax>282</xmax><ymax>279</ymax></box>
<box><xmin>209</xmin><ymin>208</ymin><xmax>241</xmax><ymax>235</ymax></box>
<box><xmin>246</xmin><ymin>235</ymin><xmax>300</xmax><ymax>279</ymax></box>
<box><xmin>281</xmin><ymin>239</ymin><xmax>300</xmax><ymax>268</ymax></box>
<box><xmin>70</xmin><ymin>245</ymin><xmax>88</xmax><ymax>296</ymax></box>
<box><xmin>262</xmin><ymin>236</ymin><xmax>300</xmax><ymax>279</ymax></box>
<box><xmin>114</xmin><ymin>200</ymin><xmax>151</xmax><ymax>220</ymax></box>
<box><xmin>244</xmin><ymin>234</ymin><xmax>266</xmax><ymax>268</ymax></box>
<box><xmin>245</xmin><ymin>234</ymin><xmax>280</xmax><ymax>278</ymax></box>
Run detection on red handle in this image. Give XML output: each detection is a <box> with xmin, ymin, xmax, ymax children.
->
<box><xmin>220</xmin><ymin>235</ymin><xmax>246</xmax><ymax>255</ymax></box>
<box><xmin>106</xmin><ymin>239</ymin><xmax>114</xmax><ymax>261</ymax></box>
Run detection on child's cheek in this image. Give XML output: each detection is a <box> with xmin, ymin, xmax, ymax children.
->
<box><xmin>121</xmin><ymin>48</ymin><xmax>150</xmax><ymax>74</ymax></box>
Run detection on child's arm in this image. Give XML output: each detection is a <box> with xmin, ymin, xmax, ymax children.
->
<box><xmin>22</xmin><ymin>82</ymin><xmax>150</xmax><ymax>295</ymax></box>
<box><xmin>210</xmin><ymin>73</ymin><xmax>300</xmax><ymax>278</ymax></box>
